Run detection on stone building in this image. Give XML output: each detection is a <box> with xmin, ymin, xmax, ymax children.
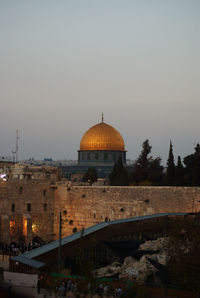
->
<box><xmin>0</xmin><ymin>161</ymin><xmax>14</xmax><ymax>181</ymax></box>
<box><xmin>0</xmin><ymin>180</ymin><xmax>55</xmax><ymax>244</ymax></box>
<box><xmin>0</xmin><ymin>161</ymin><xmax>61</xmax><ymax>182</ymax></box>
<box><xmin>0</xmin><ymin>164</ymin><xmax>60</xmax><ymax>244</ymax></box>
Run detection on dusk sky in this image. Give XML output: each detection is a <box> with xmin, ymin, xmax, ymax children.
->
<box><xmin>1</xmin><ymin>0</ymin><xmax>199</xmax><ymax>164</ymax></box>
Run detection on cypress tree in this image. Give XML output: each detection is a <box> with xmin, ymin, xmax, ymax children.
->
<box><xmin>166</xmin><ymin>141</ymin><xmax>175</xmax><ymax>185</ymax></box>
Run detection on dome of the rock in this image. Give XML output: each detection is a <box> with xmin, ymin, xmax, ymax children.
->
<box><xmin>78</xmin><ymin>117</ymin><xmax>126</xmax><ymax>167</ymax></box>
<box><xmin>80</xmin><ymin>122</ymin><xmax>125</xmax><ymax>151</ymax></box>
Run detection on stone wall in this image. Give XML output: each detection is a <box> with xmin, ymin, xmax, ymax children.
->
<box><xmin>54</xmin><ymin>185</ymin><xmax>200</xmax><ymax>238</ymax></box>
<box><xmin>1</xmin><ymin>180</ymin><xmax>200</xmax><ymax>243</ymax></box>
<box><xmin>0</xmin><ymin>181</ymin><xmax>55</xmax><ymax>243</ymax></box>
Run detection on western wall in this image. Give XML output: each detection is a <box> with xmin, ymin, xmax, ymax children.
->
<box><xmin>1</xmin><ymin>180</ymin><xmax>200</xmax><ymax>243</ymax></box>
<box><xmin>54</xmin><ymin>184</ymin><xmax>200</xmax><ymax>237</ymax></box>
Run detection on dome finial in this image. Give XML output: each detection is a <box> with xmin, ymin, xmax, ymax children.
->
<box><xmin>101</xmin><ymin>112</ymin><xmax>104</xmax><ymax>123</ymax></box>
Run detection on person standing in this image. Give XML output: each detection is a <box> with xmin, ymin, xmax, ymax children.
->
<box><xmin>8</xmin><ymin>280</ymin><xmax>12</xmax><ymax>292</ymax></box>
<box><xmin>37</xmin><ymin>279</ymin><xmax>41</xmax><ymax>294</ymax></box>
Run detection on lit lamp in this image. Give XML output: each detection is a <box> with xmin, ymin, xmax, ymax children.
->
<box><xmin>0</xmin><ymin>173</ymin><xmax>7</xmax><ymax>181</ymax></box>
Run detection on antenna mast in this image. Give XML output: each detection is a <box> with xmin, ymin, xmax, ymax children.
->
<box><xmin>12</xmin><ymin>129</ymin><xmax>19</xmax><ymax>163</ymax></box>
<box><xmin>102</xmin><ymin>112</ymin><xmax>104</xmax><ymax>123</ymax></box>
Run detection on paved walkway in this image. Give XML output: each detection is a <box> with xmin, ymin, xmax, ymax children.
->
<box><xmin>0</xmin><ymin>282</ymin><xmax>115</xmax><ymax>298</ymax></box>
<box><xmin>13</xmin><ymin>288</ymin><xmax>114</xmax><ymax>297</ymax></box>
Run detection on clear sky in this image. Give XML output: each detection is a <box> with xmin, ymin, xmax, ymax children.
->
<box><xmin>1</xmin><ymin>0</ymin><xmax>199</xmax><ymax>164</ymax></box>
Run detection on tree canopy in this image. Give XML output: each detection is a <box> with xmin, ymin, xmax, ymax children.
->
<box><xmin>175</xmin><ymin>156</ymin><xmax>185</xmax><ymax>186</ymax></box>
<box><xmin>183</xmin><ymin>143</ymin><xmax>200</xmax><ymax>186</ymax></box>
<box><xmin>109</xmin><ymin>156</ymin><xmax>129</xmax><ymax>186</ymax></box>
<box><xmin>109</xmin><ymin>140</ymin><xmax>200</xmax><ymax>187</ymax></box>
<box><xmin>131</xmin><ymin>139</ymin><xmax>163</xmax><ymax>185</ymax></box>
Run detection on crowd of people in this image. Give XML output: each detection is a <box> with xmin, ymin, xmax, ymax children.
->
<box><xmin>56</xmin><ymin>280</ymin><xmax>77</xmax><ymax>296</ymax></box>
<box><xmin>0</xmin><ymin>238</ymin><xmax>48</xmax><ymax>256</ymax></box>
<box><xmin>54</xmin><ymin>280</ymin><xmax>123</xmax><ymax>297</ymax></box>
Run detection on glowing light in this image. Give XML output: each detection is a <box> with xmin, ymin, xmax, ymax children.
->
<box><xmin>32</xmin><ymin>223</ymin><xmax>37</xmax><ymax>232</ymax></box>
<box><xmin>32</xmin><ymin>223</ymin><xmax>39</xmax><ymax>233</ymax></box>
<box><xmin>0</xmin><ymin>173</ymin><xmax>7</xmax><ymax>181</ymax></box>
<box><xmin>10</xmin><ymin>220</ymin><xmax>15</xmax><ymax>228</ymax></box>
<box><xmin>23</xmin><ymin>218</ymin><xmax>27</xmax><ymax>236</ymax></box>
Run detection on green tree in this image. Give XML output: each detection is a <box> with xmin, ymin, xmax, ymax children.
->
<box><xmin>175</xmin><ymin>156</ymin><xmax>185</xmax><ymax>186</ymax></box>
<box><xmin>183</xmin><ymin>143</ymin><xmax>200</xmax><ymax>186</ymax></box>
<box><xmin>166</xmin><ymin>141</ymin><xmax>175</xmax><ymax>185</ymax></box>
<box><xmin>82</xmin><ymin>167</ymin><xmax>97</xmax><ymax>185</ymax></box>
<box><xmin>132</xmin><ymin>139</ymin><xmax>163</xmax><ymax>185</ymax></box>
<box><xmin>132</xmin><ymin>140</ymin><xmax>152</xmax><ymax>184</ymax></box>
<box><xmin>109</xmin><ymin>156</ymin><xmax>129</xmax><ymax>186</ymax></box>
<box><xmin>148</xmin><ymin>157</ymin><xmax>164</xmax><ymax>185</ymax></box>
<box><xmin>137</xmin><ymin>139</ymin><xmax>152</xmax><ymax>168</ymax></box>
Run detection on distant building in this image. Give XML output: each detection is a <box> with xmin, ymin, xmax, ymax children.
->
<box><xmin>0</xmin><ymin>162</ymin><xmax>61</xmax><ymax>182</ymax></box>
<box><xmin>22</xmin><ymin>158</ymin><xmax>77</xmax><ymax>167</ymax></box>
<box><xmin>0</xmin><ymin>161</ymin><xmax>14</xmax><ymax>181</ymax></box>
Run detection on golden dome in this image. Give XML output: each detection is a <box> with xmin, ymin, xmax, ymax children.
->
<box><xmin>80</xmin><ymin>121</ymin><xmax>125</xmax><ymax>151</ymax></box>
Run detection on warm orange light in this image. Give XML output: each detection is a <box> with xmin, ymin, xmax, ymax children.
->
<box><xmin>32</xmin><ymin>223</ymin><xmax>37</xmax><ymax>233</ymax></box>
<box><xmin>23</xmin><ymin>218</ymin><xmax>27</xmax><ymax>236</ymax></box>
<box><xmin>10</xmin><ymin>220</ymin><xmax>15</xmax><ymax>228</ymax></box>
